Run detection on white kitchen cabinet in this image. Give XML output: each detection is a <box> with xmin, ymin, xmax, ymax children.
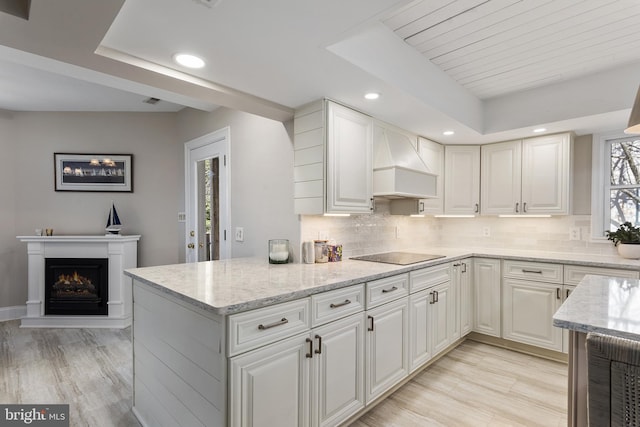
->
<box><xmin>230</xmin><ymin>333</ymin><xmax>311</xmax><ymax>427</ymax></box>
<box><xmin>430</xmin><ymin>280</ymin><xmax>457</xmax><ymax>356</ymax></box>
<box><xmin>365</xmin><ymin>296</ymin><xmax>409</xmax><ymax>403</ymax></box>
<box><xmin>481</xmin><ymin>133</ymin><xmax>573</xmax><ymax>215</ymax></box>
<box><xmin>418</xmin><ymin>137</ymin><xmax>444</xmax><ymax>214</ymax></box>
<box><xmin>293</xmin><ymin>99</ymin><xmax>373</xmax><ymax>215</ymax></box>
<box><xmin>230</xmin><ymin>313</ymin><xmax>366</xmax><ymax>427</ymax></box>
<box><xmin>444</xmin><ymin>145</ymin><xmax>480</xmax><ymax>215</ymax></box>
<box><xmin>453</xmin><ymin>259</ymin><xmax>473</xmax><ymax>337</ymax></box>
<box><xmin>472</xmin><ymin>258</ymin><xmax>501</xmax><ymax>337</ymax></box>
<box><xmin>311</xmin><ymin>313</ymin><xmax>366</xmax><ymax>427</ymax></box>
<box><xmin>408</xmin><ymin>289</ymin><xmax>432</xmax><ymax>372</ymax></box>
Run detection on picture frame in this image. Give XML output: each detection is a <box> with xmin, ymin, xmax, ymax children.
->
<box><xmin>54</xmin><ymin>153</ymin><xmax>133</xmax><ymax>192</ymax></box>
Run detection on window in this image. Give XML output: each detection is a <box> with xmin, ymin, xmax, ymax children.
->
<box><xmin>592</xmin><ymin>132</ymin><xmax>640</xmax><ymax>239</ymax></box>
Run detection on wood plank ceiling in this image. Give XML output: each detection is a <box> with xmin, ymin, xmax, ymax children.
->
<box><xmin>383</xmin><ymin>0</ymin><xmax>640</xmax><ymax>99</ymax></box>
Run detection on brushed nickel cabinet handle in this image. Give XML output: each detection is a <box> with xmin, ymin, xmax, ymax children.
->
<box><xmin>522</xmin><ymin>269</ymin><xmax>543</xmax><ymax>274</ymax></box>
<box><xmin>435</xmin><ymin>290</ymin><xmax>439</xmax><ymax>303</ymax></box>
<box><xmin>329</xmin><ymin>299</ymin><xmax>351</xmax><ymax>309</ymax></box>
<box><xmin>475</xmin><ymin>203</ymin><xmax>479</xmax><ymax>213</ymax></box>
<box><xmin>515</xmin><ymin>202</ymin><xmax>519</xmax><ymax>213</ymax></box>
<box><xmin>419</xmin><ymin>201</ymin><xmax>424</xmax><ymax>213</ymax></box>
<box><xmin>382</xmin><ymin>286</ymin><xmax>398</xmax><ymax>293</ymax></box>
<box><xmin>368</xmin><ymin>315</ymin><xmax>374</xmax><ymax>332</ymax></box>
<box><xmin>429</xmin><ymin>291</ymin><xmax>436</xmax><ymax>304</ymax></box>
<box><xmin>314</xmin><ymin>334</ymin><xmax>322</xmax><ymax>354</ymax></box>
<box><xmin>523</xmin><ymin>202</ymin><xmax>528</xmax><ymax>213</ymax></box>
<box><xmin>462</xmin><ymin>262</ymin><xmax>467</xmax><ymax>273</ymax></box>
<box><xmin>556</xmin><ymin>288</ymin><xmax>561</xmax><ymax>300</ymax></box>
<box><xmin>306</xmin><ymin>338</ymin><xmax>313</xmax><ymax>358</ymax></box>
<box><xmin>566</xmin><ymin>288</ymin><xmax>571</xmax><ymax>298</ymax></box>
<box><xmin>258</xmin><ymin>318</ymin><xmax>288</xmax><ymax>330</ymax></box>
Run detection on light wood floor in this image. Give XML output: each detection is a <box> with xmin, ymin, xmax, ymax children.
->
<box><xmin>350</xmin><ymin>340</ymin><xmax>567</xmax><ymax>427</ymax></box>
<box><xmin>1</xmin><ymin>321</ymin><xmax>566</xmax><ymax>427</ymax></box>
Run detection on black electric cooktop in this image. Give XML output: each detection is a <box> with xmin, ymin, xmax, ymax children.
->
<box><xmin>351</xmin><ymin>251</ymin><xmax>445</xmax><ymax>265</ymax></box>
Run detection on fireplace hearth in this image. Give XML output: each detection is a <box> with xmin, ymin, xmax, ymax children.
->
<box><xmin>45</xmin><ymin>258</ymin><xmax>108</xmax><ymax>316</ymax></box>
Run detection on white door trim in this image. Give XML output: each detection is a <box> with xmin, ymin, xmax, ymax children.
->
<box><xmin>184</xmin><ymin>127</ymin><xmax>231</xmax><ymax>262</ymax></box>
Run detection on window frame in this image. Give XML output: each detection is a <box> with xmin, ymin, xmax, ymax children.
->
<box><xmin>591</xmin><ymin>130</ymin><xmax>640</xmax><ymax>240</ymax></box>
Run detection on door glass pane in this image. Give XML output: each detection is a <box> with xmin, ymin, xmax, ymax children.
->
<box><xmin>197</xmin><ymin>157</ymin><xmax>219</xmax><ymax>261</ymax></box>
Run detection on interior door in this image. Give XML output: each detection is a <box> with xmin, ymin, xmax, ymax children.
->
<box><xmin>185</xmin><ymin>128</ymin><xmax>230</xmax><ymax>263</ymax></box>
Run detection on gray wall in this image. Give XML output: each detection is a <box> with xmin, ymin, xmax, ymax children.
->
<box><xmin>0</xmin><ymin>111</ymin><xmax>18</xmax><ymax>308</ymax></box>
<box><xmin>176</xmin><ymin>107</ymin><xmax>300</xmax><ymax>262</ymax></box>
<box><xmin>3</xmin><ymin>112</ymin><xmax>182</xmax><ymax>308</ymax></box>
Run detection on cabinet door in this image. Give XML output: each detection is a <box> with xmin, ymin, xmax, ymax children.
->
<box><xmin>312</xmin><ymin>313</ymin><xmax>365</xmax><ymax>427</ymax></box>
<box><xmin>229</xmin><ymin>334</ymin><xmax>311</xmax><ymax>427</ymax></box>
<box><xmin>365</xmin><ymin>297</ymin><xmax>409</xmax><ymax>403</ymax></box>
<box><xmin>473</xmin><ymin>258</ymin><xmax>501</xmax><ymax>337</ymax></box>
<box><xmin>408</xmin><ymin>289</ymin><xmax>432</xmax><ymax>372</ymax></box>
<box><xmin>444</xmin><ymin>146</ymin><xmax>480</xmax><ymax>215</ymax></box>
<box><xmin>431</xmin><ymin>281</ymin><xmax>454</xmax><ymax>356</ymax></box>
<box><xmin>502</xmin><ymin>278</ymin><xmax>563</xmax><ymax>351</ymax></box>
<box><xmin>418</xmin><ymin>137</ymin><xmax>444</xmax><ymax>215</ymax></box>
<box><xmin>326</xmin><ymin>101</ymin><xmax>373</xmax><ymax>213</ymax></box>
<box><xmin>456</xmin><ymin>259</ymin><xmax>473</xmax><ymax>337</ymax></box>
<box><xmin>521</xmin><ymin>133</ymin><xmax>571</xmax><ymax>215</ymax></box>
<box><xmin>481</xmin><ymin>140</ymin><xmax>522</xmax><ymax>215</ymax></box>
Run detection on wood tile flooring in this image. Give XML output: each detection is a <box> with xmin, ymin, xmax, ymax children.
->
<box><xmin>350</xmin><ymin>340</ymin><xmax>567</xmax><ymax>427</ymax></box>
<box><xmin>1</xmin><ymin>321</ymin><xmax>567</xmax><ymax>427</ymax></box>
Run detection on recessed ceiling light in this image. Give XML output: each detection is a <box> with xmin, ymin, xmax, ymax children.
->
<box><xmin>443</xmin><ymin>131</ymin><xmax>455</xmax><ymax>136</ymax></box>
<box><xmin>173</xmin><ymin>53</ymin><xmax>205</xmax><ymax>69</ymax></box>
<box><xmin>364</xmin><ymin>92</ymin><xmax>380</xmax><ymax>100</ymax></box>
<box><xmin>533</xmin><ymin>128</ymin><xmax>547</xmax><ymax>133</ymax></box>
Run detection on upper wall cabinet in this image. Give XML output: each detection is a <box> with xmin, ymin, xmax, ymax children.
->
<box><xmin>294</xmin><ymin>100</ymin><xmax>373</xmax><ymax>215</ymax></box>
<box><xmin>418</xmin><ymin>137</ymin><xmax>444</xmax><ymax>215</ymax></box>
<box><xmin>481</xmin><ymin>132</ymin><xmax>573</xmax><ymax>215</ymax></box>
<box><xmin>444</xmin><ymin>145</ymin><xmax>481</xmax><ymax>215</ymax></box>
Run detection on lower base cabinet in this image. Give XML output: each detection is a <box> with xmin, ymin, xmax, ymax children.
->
<box><xmin>502</xmin><ymin>278</ymin><xmax>563</xmax><ymax>352</ymax></box>
<box><xmin>230</xmin><ymin>313</ymin><xmax>366</xmax><ymax>427</ymax></box>
<box><xmin>365</xmin><ymin>297</ymin><xmax>409</xmax><ymax>403</ymax></box>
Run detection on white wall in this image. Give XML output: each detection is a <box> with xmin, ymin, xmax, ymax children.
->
<box><xmin>3</xmin><ymin>112</ymin><xmax>182</xmax><ymax>308</ymax></box>
<box><xmin>176</xmin><ymin>107</ymin><xmax>300</xmax><ymax>261</ymax></box>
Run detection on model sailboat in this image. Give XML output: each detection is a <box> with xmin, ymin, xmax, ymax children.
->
<box><xmin>105</xmin><ymin>202</ymin><xmax>122</xmax><ymax>234</ymax></box>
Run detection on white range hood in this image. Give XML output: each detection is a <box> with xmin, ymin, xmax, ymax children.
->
<box><xmin>373</xmin><ymin>125</ymin><xmax>437</xmax><ymax>199</ymax></box>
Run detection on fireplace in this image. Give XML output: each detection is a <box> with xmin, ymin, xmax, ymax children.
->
<box><xmin>45</xmin><ymin>258</ymin><xmax>108</xmax><ymax>315</ymax></box>
<box><xmin>17</xmin><ymin>234</ymin><xmax>139</xmax><ymax>328</ymax></box>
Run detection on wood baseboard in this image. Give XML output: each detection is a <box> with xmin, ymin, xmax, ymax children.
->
<box><xmin>0</xmin><ymin>305</ymin><xmax>26</xmax><ymax>322</ymax></box>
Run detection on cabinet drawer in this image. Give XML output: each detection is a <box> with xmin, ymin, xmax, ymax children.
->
<box><xmin>503</xmin><ymin>260</ymin><xmax>563</xmax><ymax>284</ymax></box>
<box><xmin>311</xmin><ymin>284</ymin><xmax>365</xmax><ymax>327</ymax></box>
<box><xmin>409</xmin><ymin>264</ymin><xmax>450</xmax><ymax>293</ymax></box>
<box><xmin>563</xmin><ymin>265</ymin><xmax>639</xmax><ymax>285</ymax></box>
<box><xmin>366</xmin><ymin>274</ymin><xmax>409</xmax><ymax>308</ymax></box>
<box><xmin>228</xmin><ymin>298</ymin><xmax>311</xmax><ymax>356</ymax></box>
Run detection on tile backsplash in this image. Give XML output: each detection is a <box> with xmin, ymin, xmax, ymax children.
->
<box><xmin>300</xmin><ymin>200</ymin><xmax>615</xmax><ymax>258</ymax></box>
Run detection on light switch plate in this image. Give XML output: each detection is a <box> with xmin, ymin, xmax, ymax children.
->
<box><xmin>569</xmin><ymin>227</ymin><xmax>581</xmax><ymax>241</ymax></box>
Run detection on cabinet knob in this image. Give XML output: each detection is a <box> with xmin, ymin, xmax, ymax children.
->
<box><xmin>187</xmin><ymin>243</ymin><xmax>195</xmax><ymax>249</ymax></box>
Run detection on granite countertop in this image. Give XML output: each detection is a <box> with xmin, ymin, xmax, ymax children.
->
<box><xmin>553</xmin><ymin>275</ymin><xmax>640</xmax><ymax>341</ymax></box>
<box><xmin>125</xmin><ymin>248</ymin><xmax>640</xmax><ymax>316</ymax></box>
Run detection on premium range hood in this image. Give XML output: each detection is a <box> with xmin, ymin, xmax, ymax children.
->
<box><xmin>373</xmin><ymin>126</ymin><xmax>437</xmax><ymax>199</ymax></box>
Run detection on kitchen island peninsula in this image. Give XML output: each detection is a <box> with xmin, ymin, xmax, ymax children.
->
<box><xmin>125</xmin><ymin>251</ymin><xmax>640</xmax><ymax>427</ymax></box>
<box><xmin>554</xmin><ymin>274</ymin><xmax>640</xmax><ymax>427</ymax></box>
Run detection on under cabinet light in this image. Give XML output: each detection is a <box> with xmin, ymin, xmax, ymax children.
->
<box><xmin>498</xmin><ymin>214</ymin><xmax>552</xmax><ymax>218</ymax></box>
<box><xmin>410</xmin><ymin>214</ymin><xmax>425</xmax><ymax>218</ymax></box>
<box><xmin>323</xmin><ymin>213</ymin><xmax>351</xmax><ymax>217</ymax></box>
<box><xmin>434</xmin><ymin>215</ymin><xmax>476</xmax><ymax>218</ymax></box>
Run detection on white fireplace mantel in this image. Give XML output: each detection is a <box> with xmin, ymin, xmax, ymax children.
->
<box><xmin>16</xmin><ymin>235</ymin><xmax>140</xmax><ymax>328</ymax></box>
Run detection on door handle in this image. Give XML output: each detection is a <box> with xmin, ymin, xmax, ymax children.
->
<box><xmin>187</xmin><ymin>243</ymin><xmax>195</xmax><ymax>249</ymax></box>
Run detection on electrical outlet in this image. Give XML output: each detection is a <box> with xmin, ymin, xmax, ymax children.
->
<box><xmin>482</xmin><ymin>227</ymin><xmax>491</xmax><ymax>237</ymax></box>
<box><xmin>235</xmin><ymin>227</ymin><xmax>244</xmax><ymax>242</ymax></box>
<box><xmin>178</xmin><ymin>212</ymin><xmax>186</xmax><ymax>222</ymax></box>
<box><xmin>395</xmin><ymin>226</ymin><xmax>401</xmax><ymax>239</ymax></box>
<box><xmin>569</xmin><ymin>227</ymin><xmax>581</xmax><ymax>241</ymax></box>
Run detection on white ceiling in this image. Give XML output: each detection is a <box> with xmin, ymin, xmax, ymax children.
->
<box><xmin>0</xmin><ymin>0</ymin><xmax>639</xmax><ymax>144</ymax></box>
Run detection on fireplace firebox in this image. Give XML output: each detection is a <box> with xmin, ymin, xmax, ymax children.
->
<box><xmin>45</xmin><ymin>258</ymin><xmax>108</xmax><ymax>316</ymax></box>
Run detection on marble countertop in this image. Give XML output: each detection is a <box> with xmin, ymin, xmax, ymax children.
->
<box><xmin>553</xmin><ymin>275</ymin><xmax>640</xmax><ymax>341</ymax></box>
<box><xmin>125</xmin><ymin>247</ymin><xmax>640</xmax><ymax>316</ymax></box>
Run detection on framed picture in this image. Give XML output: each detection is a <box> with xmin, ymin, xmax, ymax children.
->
<box><xmin>54</xmin><ymin>153</ymin><xmax>133</xmax><ymax>192</ymax></box>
